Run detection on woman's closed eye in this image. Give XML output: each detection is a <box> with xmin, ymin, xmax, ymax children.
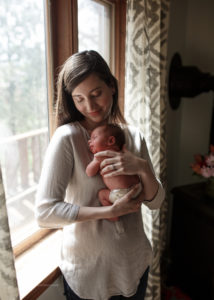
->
<box><xmin>91</xmin><ymin>90</ymin><xmax>102</xmax><ymax>98</ymax></box>
<box><xmin>73</xmin><ymin>96</ymin><xmax>84</xmax><ymax>103</ymax></box>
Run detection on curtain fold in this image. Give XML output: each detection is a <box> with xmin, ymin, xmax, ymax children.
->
<box><xmin>0</xmin><ymin>165</ymin><xmax>20</xmax><ymax>300</ymax></box>
<box><xmin>124</xmin><ymin>0</ymin><xmax>170</xmax><ymax>299</ymax></box>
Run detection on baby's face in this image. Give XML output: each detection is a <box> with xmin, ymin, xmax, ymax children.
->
<box><xmin>88</xmin><ymin>126</ymin><xmax>109</xmax><ymax>153</ymax></box>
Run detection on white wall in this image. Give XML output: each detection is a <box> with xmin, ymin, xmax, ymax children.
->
<box><xmin>165</xmin><ymin>0</ymin><xmax>214</xmax><ymax>245</ymax></box>
<box><xmin>167</xmin><ymin>0</ymin><xmax>214</xmax><ymax>191</ymax></box>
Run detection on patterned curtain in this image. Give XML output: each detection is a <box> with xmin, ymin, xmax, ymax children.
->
<box><xmin>0</xmin><ymin>166</ymin><xmax>20</xmax><ymax>300</ymax></box>
<box><xmin>124</xmin><ymin>0</ymin><xmax>170</xmax><ymax>299</ymax></box>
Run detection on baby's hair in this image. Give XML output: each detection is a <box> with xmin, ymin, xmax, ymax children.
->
<box><xmin>104</xmin><ymin>124</ymin><xmax>125</xmax><ymax>150</ymax></box>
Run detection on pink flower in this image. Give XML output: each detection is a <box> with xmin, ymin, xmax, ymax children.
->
<box><xmin>201</xmin><ymin>166</ymin><xmax>213</xmax><ymax>178</ymax></box>
<box><xmin>191</xmin><ymin>145</ymin><xmax>214</xmax><ymax>179</ymax></box>
<box><xmin>206</xmin><ymin>154</ymin><xmax>214</xmax><ymax>167</ymax></box>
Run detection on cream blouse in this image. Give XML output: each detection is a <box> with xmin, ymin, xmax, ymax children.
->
<box><xmin>35</xmin><ymin>122</ymin><xmax>165</xmax><ymax>300</ymax></box>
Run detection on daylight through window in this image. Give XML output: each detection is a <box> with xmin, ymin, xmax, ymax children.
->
<box><xmin>0</xmin><ymin>0</ymin><xmax>48</xmax><ymax>247</ymax></box>
<box><xmin>78</xmin><ymin>0</ymin><xmax>114</xmax><ymax>71</ymax></box>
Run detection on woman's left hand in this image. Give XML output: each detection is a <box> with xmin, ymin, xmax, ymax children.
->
<box><xmin>94</xmin><ymin>147</ymin><xmax>144</xmax><ymax>177</ymax></box>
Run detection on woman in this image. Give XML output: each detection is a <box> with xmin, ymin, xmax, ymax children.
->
<box><xmin>36</xmin><ymin>50</ymin><xmax>165</xmax><ymax>300</ymax></box>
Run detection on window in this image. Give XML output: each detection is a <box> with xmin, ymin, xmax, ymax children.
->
<box><xmin>0</xmin><ymin>0</ymin><xmax>126</xmax><ymax>251</ymax></box>
<box><xmin>78</xmin><ymin>0</ymin><xmax>115</xmax><ymax>71</ymax></box>
<box><xmin>0</xmin><ymin>0</ymin><xmax>48</xmax><ymax>248</ymax></box>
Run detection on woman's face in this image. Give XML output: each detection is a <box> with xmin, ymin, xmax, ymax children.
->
<box><xmin>71</xmin><ymin>73</ymin><xmax>114</xmax><ymax>129</ymax></box>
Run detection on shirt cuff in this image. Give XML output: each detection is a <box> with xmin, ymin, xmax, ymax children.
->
<box><xmin>72</xmin><ymin>204</ymin><xmax>80</xmax><ymax>220</ymax></box>
<box><xmin>142</xmin><ymin>181</ymin><xmax>165</xmax><ymax>210</ymax></box>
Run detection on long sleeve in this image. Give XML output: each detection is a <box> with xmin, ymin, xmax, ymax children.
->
<box><xmin>124</xmin><ymin>126</ymin><xmax>165</xmax><ymax>210</ymax></box>
<box><xmin>35</xmin><ymin>126</ymin><xmax>80</xmax><ymax>228</ymax></box>
<box><xmin>140</xmin><ymin>136</ymin><xmax>165</xmax><ymax>210</ymax></box>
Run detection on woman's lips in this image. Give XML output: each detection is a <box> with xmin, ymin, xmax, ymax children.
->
<box><xmin>88</xmin><ymin>110</ymin><xmax>101</xmax><ymax>116</ymax></box>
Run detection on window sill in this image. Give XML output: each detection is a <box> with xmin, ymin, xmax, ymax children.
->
<box><xmin>15</xmin><ymin>229</ymin><xmax>63</xmax><ymax>300</ymax></box>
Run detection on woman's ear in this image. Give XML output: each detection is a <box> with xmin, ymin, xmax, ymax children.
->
<box><xmin>109</xmin><ymin>81</ymin><xmax>116</xmax><ymax>95</ymax></box>
<box><xmin>107</xmin><ymin>136</ymin><xmax>116</xmax><ymax>146</ymax></box>
<box><xmin>111</xmin><ymin>86</ymin><xmax>116</xmax><ymax>95</ymax></box>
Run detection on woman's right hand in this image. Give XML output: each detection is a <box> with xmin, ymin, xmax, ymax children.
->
<box><xmin>76</xmin><ymin>184</ymin><xmax>144</xmax><ymax>223</ymax></box>
<box><xmin>110</xmin><ymin>183</ymin><xmax>144</xmax><ymax>218</ymax></box>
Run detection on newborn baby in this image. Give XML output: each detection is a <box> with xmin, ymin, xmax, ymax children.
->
<box><xmin>86</xmin><ymin>124</ymin><xmax>142</xmax><ymax>220</ymax></box>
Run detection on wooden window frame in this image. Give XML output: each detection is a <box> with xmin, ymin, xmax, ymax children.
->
<box><xmin>22</xmin><ymin>268</ymin><xmax>61</xmax><ymax>300</ymax></box>
<box><xmin>108</xmin><ymin>0</ymin><xmax>126</xmax><ymax>114</ymax></box>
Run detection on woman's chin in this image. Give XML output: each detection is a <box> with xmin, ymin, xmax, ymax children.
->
<box><xmin>89</xmin><ymin>118</ymin><xmax>108</xmax><ymax>126</ymax></box>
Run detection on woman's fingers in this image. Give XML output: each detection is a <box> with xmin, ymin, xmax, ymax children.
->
<box><xmin>100</xmin><ymin>163</ymin><xmax>122</xmax><ymax>176</ymax></box>
<box><xmin>95</xmin><ymin>148</ymin><xmax>142</xmax><ymax>177</ymax></box>
<box><xmin>100</xmin><ymin>157</ymin><xmax>116</xmax><ymax>169</ymax></box>
<box><xmin>124</xmin><ymin>183</ymin><xmax>141</xmax><ymax>200</ymax></box>
<box><xmin>95</xmin><ymin>150</ymin><xmax>121</xmax><ymax>171</ymax></box>
<box><xmin>124</xmin><ymin>184</ymin><xmax>145</xmax><ymax>212</ymax></box>
<box><xmin>112</xmin><ymin>184</ymin><xmax>143</xmax><ymax>216</ymax></box>
<box><xmin>94</xmin><ymin>150</ymin><xmax>119</xmax><ymax>158</ymax></box>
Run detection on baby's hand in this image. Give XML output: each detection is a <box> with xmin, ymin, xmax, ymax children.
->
<box><xmin>86</xmin><ymin>157</ymin><xmax>100</xmax><ymax>177</ymax></box>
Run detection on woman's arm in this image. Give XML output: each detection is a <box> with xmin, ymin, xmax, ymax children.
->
<box><xmin>35</xmin><ymin>127</ymin><xmax>78</xmax><ymax>228</ymax></box>
<box><xmin>76</xmin><ymin>184</ymin><xmax>142</xmax><ymax>222</ymax></box>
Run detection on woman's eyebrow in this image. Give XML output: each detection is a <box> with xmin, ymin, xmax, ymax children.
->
<box><xmin>72</xmin><ymin>87</ymin><xmax>101</xmax><ymax>97</ymax></box>
<box><xmin>90</xmin><ymin>87</ymin><xmax>101</xmax><ymax>92</ymax></box>
<box><xmin>72</xmin><ymin>94</ymin><xmax>82</xmax><ymax>97</ymax></box>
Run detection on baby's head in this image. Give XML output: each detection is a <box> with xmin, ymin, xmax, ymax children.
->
<box><xmin>88</xmin><ymin>124</ymin><xmax>125</xmax><ymax>154</ymax></box>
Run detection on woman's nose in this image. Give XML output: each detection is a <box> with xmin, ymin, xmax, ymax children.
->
<box><xmin>85</xmin><ymin>98</ymin><xmax>96</xmax><ymax>111</ymax></box>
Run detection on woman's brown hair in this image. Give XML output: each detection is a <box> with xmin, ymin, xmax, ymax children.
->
<box><xmin>55</xmin><ymin>50</ymin><xmax>126</xmax><ymax>128</ymax></box>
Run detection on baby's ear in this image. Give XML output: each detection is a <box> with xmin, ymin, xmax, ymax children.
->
<box><xmin>107</xmin><ymin>136</ymin><xmax>116</xmax><ymax>146</ymax></box>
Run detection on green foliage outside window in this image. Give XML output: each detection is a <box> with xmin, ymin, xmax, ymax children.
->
<box><xmin>0</xmin><ymin>0</ymin><xmax>48</xmax><ymax>135</ymax></box>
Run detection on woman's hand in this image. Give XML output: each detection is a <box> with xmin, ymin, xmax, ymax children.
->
<box><xmin>95</xmin><ymin>147</ymin><xmax>145</xmax><ymax>178</ymax></box>
<box><xmin>95</xmin><ymin>146</ymin><xmax>159</xmax><ymax>203</ymax></box>
<box><xmin>77</xmin><ymin>184</ymin><xmax>144</xmax><ymax>222</ymax></box>
<box><xmin>110</xmin><ymin>183</ymin><xmax>144</xmax><ymax>217</ymax></box>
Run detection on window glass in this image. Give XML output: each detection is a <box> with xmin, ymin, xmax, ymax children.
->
<box><xmin>0</xmin><ymin>0</ymin><xmax>48</xmax><ymax>246</ymax></box>
<box><xmin>78</xmin><ymin>0</ymin><xmax>114</xmax><ymax>70</ymax></box>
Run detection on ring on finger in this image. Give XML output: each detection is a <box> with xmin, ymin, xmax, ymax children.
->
<box><xmin>112</xmin><ymin>164</ymin><xmax>117</xmax><ymax>170</ymax></box>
